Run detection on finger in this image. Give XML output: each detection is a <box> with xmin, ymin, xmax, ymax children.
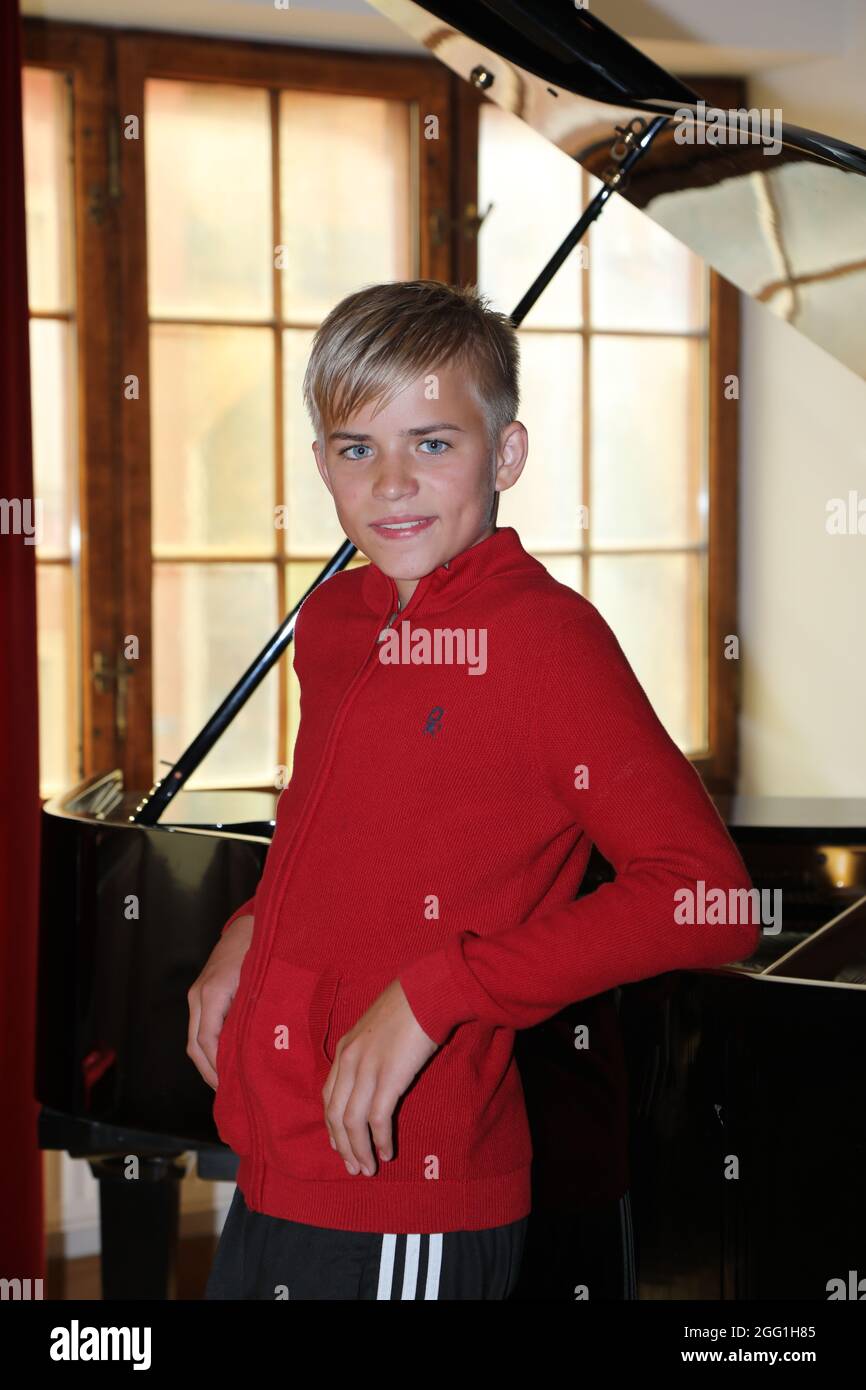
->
<box><xmin>321</xmin><ymin>1044</ymin><xmax>339</xmax><ymax>1113</ymax></box>
<box><xmin>197</xmin><ymin>1019</ymin><xmax>220</xmax><ymax>1077</ymax></box>
<box><xmin>197</xmin><ymin>986</ymin><xmax>231</xmax><ymax>1075</ymax></box>
<box><xmin>342</xmin><ymin>1068</ymin><xmax>379</xmax><ymax>1175</ymax></box>
<box><xmin>322</xmin><ymin>1034</ymin><xmax>350</xmax><ymax>1147</ymax></box>
<box><xmin>186</xmin><ymin>987</ymin><xmax>201</xmax><ymax>1057</ymax></box>
<box><xmin>325</xmin><ymin>1058</ymin><xmax>363</xmax><ymax>1173</ymax></box>
<box><xmin>322</xmin><ymin>1063</ymin><xmax>338</xmax><ymax>1148</ymax></box>
<box><xmin>368</xmin><ymin>1091</ymin><xmax>396</xmax><ymax>1163</ymax></box>
<box><xmin>185</xmin><ymin>991</ymin><xmax>218</xmax><ymax>1089</ymax></box>
<box><xmin>188</xmin><ymin>1035</ymin><xmax>218</xmax><ymax>1091</ymax></box>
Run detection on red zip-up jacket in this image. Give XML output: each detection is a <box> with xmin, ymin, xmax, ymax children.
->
<box><xmin>213</xmin><ymin>525</ymin><xmax>760</xmax><ymax>1232</ymax></box>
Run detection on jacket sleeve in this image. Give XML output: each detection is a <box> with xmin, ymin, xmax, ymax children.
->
<box><xmin>398</xmin><ymin>605</ymin><xmax>762</xmax><ymax>1047</ymax></box>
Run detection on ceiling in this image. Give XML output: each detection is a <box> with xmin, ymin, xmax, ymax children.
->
<box><xmin>20</xmin><ymin>0</ymin><xmax>846</xmax><ymax>74</ymax></box>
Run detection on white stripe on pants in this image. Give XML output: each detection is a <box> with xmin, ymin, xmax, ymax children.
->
<box><xmin>376</xmin><ymin>1234</ymin><xmax>443</xmax><ymax>1299</ymax></box>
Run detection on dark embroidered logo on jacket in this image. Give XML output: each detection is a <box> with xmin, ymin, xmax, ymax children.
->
<box><xmin>423</xmin><ymin>707</ymin><xmax>445</xmax><ymax>737</ymax></box>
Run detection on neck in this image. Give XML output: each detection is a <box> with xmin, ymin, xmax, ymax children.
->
<box><xmin>392</xmin><ymin>524</ymin><xmax>497</xmax><ymax>609</ymax></box>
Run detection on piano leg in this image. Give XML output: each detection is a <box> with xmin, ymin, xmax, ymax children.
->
<box><xmin>510</xmin><ymin>1194</ymin><xmax>637</xmax><ymax>1301</ymax></box>
<box><xmin>88</xmin><ymin>1155</ymin><xmax>186</xmax><ymax>1300</ymax></box>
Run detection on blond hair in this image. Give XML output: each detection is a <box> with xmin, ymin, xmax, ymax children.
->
<box><xmin>302</xmin><ymin>280</ymin><xmax>519</xmax><ymax>449</ymax></box>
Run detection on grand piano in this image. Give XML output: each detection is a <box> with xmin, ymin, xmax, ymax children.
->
<box><xmin>36</xmin><ymin>0</ymin><xmax>866</xmax><ymax>1301</ymax></box>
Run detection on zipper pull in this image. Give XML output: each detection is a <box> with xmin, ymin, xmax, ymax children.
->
<box><xmin>380</xmin><ymin>582</ymin><xmax>403</xmax><ymax>635</ymax></box>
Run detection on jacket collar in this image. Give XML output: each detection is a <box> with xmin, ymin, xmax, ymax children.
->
<box><xmin>360</xmin><ymin>525</ymin><xmax>537</xmax><ymax>618</ymax></box>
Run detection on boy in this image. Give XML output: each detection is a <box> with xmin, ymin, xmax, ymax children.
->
<box><xmin>188</xmin><ymin>280</ymin><xmax>760</xmax><ymax>1300</ymax></box>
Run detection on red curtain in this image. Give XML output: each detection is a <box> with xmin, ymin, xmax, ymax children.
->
<box><xmin>0</xmin><ymin>2</ymin><xmax>45</xmax><ymax>1283</ymax></box>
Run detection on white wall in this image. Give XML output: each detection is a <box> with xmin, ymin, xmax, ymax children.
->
<box><xmin>21</xmin><ymin>0</ymin><xmax>421</xmax><ymax>51</ymax></box>
<box><xmin>738</xmin><ymin>303</ymin><xmax>866</xmax><ymax>795</ymax></box>
<box><xmin>738</xmin><ymin>6</ymin><xmax>866</xmax><ymax>795</ymax></box>
<box><xmin>748</xmin><ymin>0</ymin><xmax>866</xmax><ymax>150</ymax></box>
<box><xmin>594</xmin><ymin>0</ymin><xmax>854</xmax><ymax>55</ymax></box>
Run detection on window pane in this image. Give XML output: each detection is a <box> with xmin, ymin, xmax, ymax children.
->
<box><xmin>22</xmin><ymin>67</ymin><xmax>74</xmax><ymax>314</ymax></box>
<box><xmin>283</xmin><ymin>328</ymin><xmax>349</xmax><ymax>555</ymax></box>
<box><xmin>589</xmin><ymin>172</ymin><xmax>706</xmax><ymax>332</ymax></box>
<box><xmin>153</xmin><ymin>564</ymin><xmax>278</xmax><ymax>787</ymax></box>
<box><xmin>151</xmin><ymin>325</ymin><xmax>275</xmax><ymax>556</ymax></box>
<box><xmin>591</xmin><ymin>552</ymin><xmax>706</xmax><ymax>752</ymax></box>
<box><xmin>146</xmin><ymin>79</ymin><xmax>273</xmax><ymax>320</ymax></box>
<box><xmin>591</xmin><ymin>337</ymin><xmax>706</xmax><ymax>547</ymax></box>
<box><xmin>538</xmin><ymin>552</ymin><xmax>585</xmax><ymax>594</ymax></box>
<box><xmin>285</xmin><ymin>561</ymin><xmax>327</xmax><ymax>767</ymax></box>
<box><xmin>284</xmin><ymin>557</ymin><xmax>369</xmax><ymax>771</ymax></box>
<box><xmin>30</xmin><ymin>318</ymin><xmax>77</xmax><ymax>558</ymax></box>
<box><xmin>24</xmin><ymin>65</ymin><xmax>81</xmax><ymax>801</ymax></box>
<box><xmin>37</xmin><ymin>563</ymin><xmax>78</xmax><ymax>792</ymax></box>
<box><xmin>278</xmin><ymin>91</ymin><xmax>412</xmax><ymax>319</ymax></box>
<box><xmin>478</xmin><ymin>102</ymin><xmax>583</xmax><ymax>329</ymax></box>
<box><xmin>496</xmin><ymin>332</ymin><xmax>582</xmax><ymax>550</ymax></box>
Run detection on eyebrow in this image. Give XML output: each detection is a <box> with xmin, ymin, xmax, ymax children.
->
<box><xmin>328</xmin><ymin>422</ymin><xmax>466</xmax><ymax>442</ymax></box>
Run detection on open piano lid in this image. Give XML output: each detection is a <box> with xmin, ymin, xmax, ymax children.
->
<box><xmin>367</xmin><ymin>0</ymin><xmax>866</xmax><ymax>382</ymax></box>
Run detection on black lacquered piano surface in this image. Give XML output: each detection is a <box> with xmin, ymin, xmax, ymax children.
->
<box><xmin>37</xmin><ymin>777</ymin><xmax>866</xmax><ymax>1298</ymax></box>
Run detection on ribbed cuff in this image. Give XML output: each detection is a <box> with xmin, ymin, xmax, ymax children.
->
<box><xmin>398</xmin><ymin>938</ymin><xmax>474</xmax><ymax>1046</ymax></box>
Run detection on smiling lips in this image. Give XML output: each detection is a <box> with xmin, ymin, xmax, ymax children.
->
<box><xmin>369</xmin><ymin>516</ymin><xmax>436</xmax><ymax>539</ymax></box>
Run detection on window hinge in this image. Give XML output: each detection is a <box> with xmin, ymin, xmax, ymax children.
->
<box><xmin>429</xmin><ymin>200</ymin><xmax>494</xmax><ymax>248</ymax></box>
<box><xmin>91</xmin><ymin>650</ymin><xmax>134</xmax><ymax>742</ymax></box>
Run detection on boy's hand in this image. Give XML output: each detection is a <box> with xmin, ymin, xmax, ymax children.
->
<box><xmin>187</xmin><ymin>914</ymin><xmax>255</xmax><ymax>1089</ymax></box>
<box><xmin>322</xmin><ymin>979</ymin><xmax>439</xmax><ymax>1177</ymax></box>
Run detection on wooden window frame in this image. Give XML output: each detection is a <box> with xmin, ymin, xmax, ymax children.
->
<box><xmin>23</xmin><ymin>24</ymin><xmax>122</xmax><ymax>789</ymax></box>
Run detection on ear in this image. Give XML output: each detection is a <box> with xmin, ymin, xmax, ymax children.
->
<box><xmin>494</xmin><ymin>421</ymin><xmax>529</xmax><ymax>494</ymax></box>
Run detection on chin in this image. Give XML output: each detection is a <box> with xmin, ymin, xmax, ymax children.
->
<box><xmin>366</xmin><ymin>531</ymin><xmax>445</xmax><ymax>575</ymax></box>
<box><xmin>373</xmin><ymin>553</ymin><xmax>437</xmax><ymax>581</ymax></box>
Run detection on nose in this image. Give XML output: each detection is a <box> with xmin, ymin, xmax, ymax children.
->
<box><xmin>371</xmin><ymin>452</ymin><xmax>420</xmax><ymax>502</ymax></box>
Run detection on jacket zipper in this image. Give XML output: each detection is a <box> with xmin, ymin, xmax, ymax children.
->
<box><xmin>236</xmin><ymin>570</ymin><xmax>435</xmax><ymax>1203</ymax></box>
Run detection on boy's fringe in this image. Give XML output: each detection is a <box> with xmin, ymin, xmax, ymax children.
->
<box><xmin>302</xmin><ymin>280</ymin><xmax>520</xmax><ymax>448</ymax></box>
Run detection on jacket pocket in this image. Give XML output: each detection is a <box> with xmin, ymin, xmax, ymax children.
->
<box><xmin>213</xmin><ymin>992</ymin><xmax>252</xmax><ymax>1157</ymax></box>
<box><xmin>242</xmin><ymin>954</ymin><xmax>345</xmax><ymax>1181</ymax></box>
<box><xmin>320</xmin><ymin>966</ymin><xmax>398</xmax><ymax>1067</ymax></box>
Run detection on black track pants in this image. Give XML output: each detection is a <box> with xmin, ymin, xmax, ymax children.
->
<box><xmin>205</xmin><ymin>1185</ymin><xmax>529</xmax><ymax>1301</ymax></box>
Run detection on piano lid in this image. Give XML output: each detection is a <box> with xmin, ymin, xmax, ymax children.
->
<box><xmin>367</xmin><ymin>0</ymin><xmax>866</xmax><ymax>382</ymax></box>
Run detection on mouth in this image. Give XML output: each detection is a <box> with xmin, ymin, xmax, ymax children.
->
<box><xmin>369</xmin><ymin>516</ymin><xmax>436</xmax><ymax>540</ymax></box>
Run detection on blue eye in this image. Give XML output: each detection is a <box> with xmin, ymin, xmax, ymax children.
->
<box><xmin>338</xmin><ymin>438</ymin><xmax>451</xmax><ymax>459</ymax></box>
